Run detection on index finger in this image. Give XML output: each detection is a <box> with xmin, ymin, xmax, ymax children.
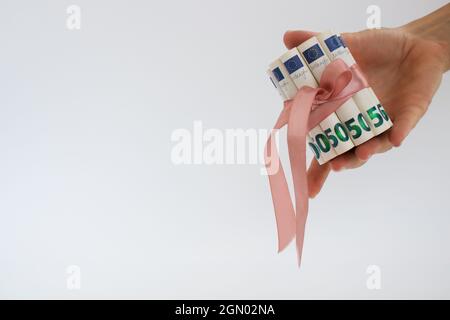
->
<box><xmin>283</xmin><ymin>30</ymin><xmax>318</xmax><ymax>49</ymax></box>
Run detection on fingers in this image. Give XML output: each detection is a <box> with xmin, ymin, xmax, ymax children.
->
<box><xmin>340</xmin><ymin>32</ymin><xmax>360</xmax><ymax>56</ymax></box>
<box><xmin>283</xmin><ymin>30</ymin><xmax>318</xmax><ymax>49</ymax></box>
<box><xmin>328</xmin><ymin>150</ymin><xmax>367</xmax><ymax>171</ymax></box>
<box><xmin>307</xmin><ymin>159</ymin><xmax>331</xmax><ymax>198</ymax></box>
<box><xmin>341</xmin><ymin>30</ymin><xmax>382</xmax><ymax>66</ymax></box>
<box><xmin>283</xmin><ymin>30</ymin><xmax>367</xmax><ymax>62</ymax></box>
<box><xmin>355</xmin><ymin>132</ymin><xmax>393</xmax><ymax>160</ymax></box>
<box><xmin>284</xmin><ymin>30</ymin><xmax>358</xmax><ymax>51</ymax></box>
<box><xmin>389</xmin><ymin>105</ymin><xmax>426</xmax><ymax>147</ymax></box>
<box><xmin>307</xmin><ymin>133</ymin><xmax>393</xmax><ymax>197</ymax></box>
<box><xmin>329</xmin><ymin>133</ymin><xmax>392</xmax><ymax>170</ymax></box>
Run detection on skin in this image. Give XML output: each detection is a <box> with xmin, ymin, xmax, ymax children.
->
<box><xmin>283</xmin><ymin>4</ymin><xmax>450</xmax><ymax>198</ymax></box>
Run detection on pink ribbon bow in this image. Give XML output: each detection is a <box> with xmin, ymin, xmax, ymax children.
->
<box><xmin>264</xmin><ymin>59</ymin><xmax>369</xmax><ymax>265</ymax></box>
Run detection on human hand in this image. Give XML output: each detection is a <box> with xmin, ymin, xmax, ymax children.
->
<box><xmin>284</xmin><ymin>11</ymin><xmax>450</xmax><ymax>198</ymax></box>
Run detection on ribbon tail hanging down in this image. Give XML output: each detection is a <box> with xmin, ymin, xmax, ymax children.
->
<box><xmin>265</xmin><ymin>105</ymin><xmax>296</xmax><ymax>252</ymax></box>
<box><xmin>287</xmin><ymin>87</ymin><xmax>319</xmax><ymax>266</ymax></box>
<box><xmin>264</xmin><ymin>58</ymin><xmax>371</xmax><ymax>266</ymax></box>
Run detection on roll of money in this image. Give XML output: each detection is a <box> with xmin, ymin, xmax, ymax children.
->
<box><xmin>308</xmin><ymin>126</ymin><xmax>337</xmax><ymax>164</ymax></box>
<box><xmin>278</xmin><ymin>47</ymin><xmax>354</xmax><ymax>156</ymax></box>
<box><xmin>267</xmin><ymin>69</ymin><xmax>286</xmax><ymax>101</ymax></box>
<box><xmin>297</xmin><ymin>37</ymin><xmax>374</xmax><ymax>147</ymax></box>
<box><xmin>268</xmin><ymin>60</ymin><xmax>298</xmax><ymax>100</ymax></box>
<box><xmin>317</xmin><ymin>31</ymin><xmax>393</xmax><ymax>136</ymax></box>
<box><xmin>268</xmin><ymin>59</ymin><xmax>337</xmax><ymax>164</ymax></box>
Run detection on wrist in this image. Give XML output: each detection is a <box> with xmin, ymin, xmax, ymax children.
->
<box><xmin>399</xmin><ymin>4</ymin><xmax>450</xmax><ymax>72</ymax></box>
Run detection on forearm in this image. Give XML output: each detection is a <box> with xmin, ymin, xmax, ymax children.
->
<box><xmin>401</xmin><ymin>3</ymin><xmax>450</xmax><ymax>71</ymax></box>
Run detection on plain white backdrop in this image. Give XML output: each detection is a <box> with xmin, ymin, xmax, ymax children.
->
<box><xmin>0</xmin><ymin>0</ymin><xmax>449</xmax><ymax>299</ymax></box>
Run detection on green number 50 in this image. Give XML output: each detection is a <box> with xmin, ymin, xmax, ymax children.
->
<box><xmin>367</xmin><ymin>106</ymin><xmax>384</xmax><ymax>128</ymax></box>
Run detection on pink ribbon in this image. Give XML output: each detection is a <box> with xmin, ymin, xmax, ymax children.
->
<box><xmin>264</xmin><ymin>59</ymin><xmax>369</xmax><ymax>265</ymax></box>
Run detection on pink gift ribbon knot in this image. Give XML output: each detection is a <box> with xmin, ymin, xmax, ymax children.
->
<box><xmin>264</xmin><ymin>58</ymin><xmax>369</xmax><ymax>266</ymax></box>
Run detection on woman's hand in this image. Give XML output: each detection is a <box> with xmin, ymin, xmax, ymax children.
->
<box><xmin>283</xmin><ymin>5</ymin><xmax>450</xmax><ymax>198</ymax></box>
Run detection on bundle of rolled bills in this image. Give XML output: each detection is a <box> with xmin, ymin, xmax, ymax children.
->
<box><xmin>267</xmin><ymin>31</ymin><xmax>393</xmax><ymax>164</ymax></box>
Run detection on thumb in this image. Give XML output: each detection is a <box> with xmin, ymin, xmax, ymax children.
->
<box><xmin>283</xmin><ymin>30</ymin><xmax>318</xmax><ymax>49</ymax></box>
